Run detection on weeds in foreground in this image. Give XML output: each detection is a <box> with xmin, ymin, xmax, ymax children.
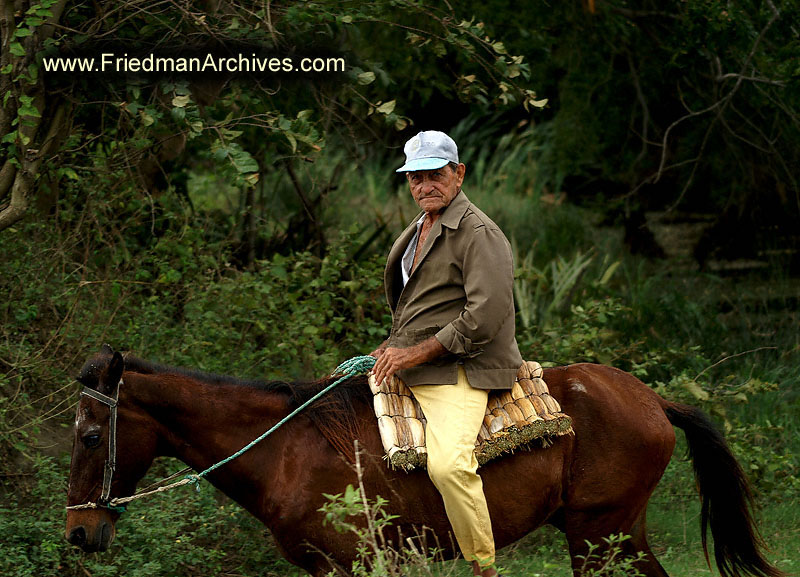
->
<box><xmin>318</xmin><ymin>441</ymin><xmax>460</xmax><ymax>577</ymax></box>
<box><xmin>575</xmin><ymin>534</ymin><xmax>646</xmax><ymax>577</ymax></box>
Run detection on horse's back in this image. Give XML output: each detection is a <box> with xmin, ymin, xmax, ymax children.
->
<box><xmin>545</xmin><ymin>363</ymin><xmax>674</xmax><ymax>438</ymax></box>
<box><xmin>544</xmin><ymin>363</ymin><xmax>676</xmax><ymax>508</ymax></box>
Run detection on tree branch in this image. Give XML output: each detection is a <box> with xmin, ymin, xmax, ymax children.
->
<box><xmin>627</xmin><ymin>51</ymin><xmax>650</xmax><ymax>168</ymax></box>
<box><xmin>663</xmin><ymin>114</ymin><xmax>719</xmax><ymax>212</ymax></box>
<box><xmin>284</xmin><ymin>158</ymin><xmax>316</xmax><ymax>223</ymax></box>
<box><xmin>716</xmin><ymin>73</ymin><xmax>785</xmax><ymax>86</ymax></box>
<box><xmin>606</xmin><ymin>5</ymin><xmax>681</xmax><ymax>20</ymax></box>
<box><xmin>0</xmin><ymin>166</ymin><xmax>34</xmax><ymax>230</ymax></box>
<box><xmin>649</xmin><ymin>5</ymin><xmax>782</xmax><ymax>197</ymax></box>
<box><xmin>0</xmin><ymin>100</ymin><xmax>69</xmax><ymax>231</ymax></box>
<box><xmin>0</xmin><ymin>160</ymin><xmax>16</xmax><ymax>200</ymax></box>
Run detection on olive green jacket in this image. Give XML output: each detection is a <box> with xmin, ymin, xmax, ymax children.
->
<box><xmin>384</xmin><ymin>191</ymin><xmax>522</xmax><ymax>389</ymax></box>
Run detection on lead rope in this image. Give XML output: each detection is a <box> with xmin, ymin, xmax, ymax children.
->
<box><xmin>67</xmin><ymin>355</ymin><xmax>376</xmax><ymax>512</ymax></box>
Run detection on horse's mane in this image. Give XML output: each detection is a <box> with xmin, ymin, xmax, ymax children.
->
<box><xmin>121</xmin><ymin>354</ymin><xmax>372</xmax><ymax>462</ymax></box>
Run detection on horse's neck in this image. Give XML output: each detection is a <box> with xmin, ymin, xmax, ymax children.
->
<box><xmin>123</xmin><ymin>371</ymin><xmax>287</xmax><ymax>472</ymax></box>
<box><xmin>121</xmin><ymin>371</ymin><xmax>305</xmax><ymax>523</ymax></box>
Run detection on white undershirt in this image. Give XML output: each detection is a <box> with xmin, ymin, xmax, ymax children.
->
<box><xmin>401</xmin><ymin>215</ymin><xmax>426</xmax><ymax>287</ymax></box>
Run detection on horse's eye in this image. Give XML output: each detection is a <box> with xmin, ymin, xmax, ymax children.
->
<box><xmin>83</xmin><ymin>434</ymin><xmax>102</xmax><ymax>448</ymax></box>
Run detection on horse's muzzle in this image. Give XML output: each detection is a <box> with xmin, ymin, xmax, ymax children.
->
<box><xmin>66</xmin><ymin>521</ymin><xmax>114</xmax><ymax>552</ymax></box>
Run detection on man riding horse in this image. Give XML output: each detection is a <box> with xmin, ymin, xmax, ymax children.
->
<box><xmin>65</xmin><ymin>131</ymin><xmax>784</xmax><ymax>577</ymax></box>
<box><xmin>371</xmin><ymin>130</ymin><xmax>522</xmax><ymax>577</ymax></box>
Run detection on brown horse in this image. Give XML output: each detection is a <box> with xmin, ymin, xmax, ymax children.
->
<box><xmin>66</xmin><ymin>345</ymin><xmax>782</xmax><ymax>577</ymax></box>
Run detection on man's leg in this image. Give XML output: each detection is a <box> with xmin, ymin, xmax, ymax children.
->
<box><xmin>410</xmin><ymin>367</ymin><xmax>496</xmax><ymax>571</ymax></box>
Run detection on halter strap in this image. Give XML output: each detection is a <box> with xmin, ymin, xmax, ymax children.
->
<box><xmin>81</xmin><ymin>387</ymin><xmax>118</xmax><ymax>408</ymax></box>
<box><xmin>80</xmin><ymin>379</ymin><xmax>122</xmax><ymax>507</ymax></box>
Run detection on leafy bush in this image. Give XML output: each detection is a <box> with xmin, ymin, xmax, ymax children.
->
<box><xmin>177</xmin><ymin>229</ymin><xmax>389</xmax><ymax>379</ymax></box>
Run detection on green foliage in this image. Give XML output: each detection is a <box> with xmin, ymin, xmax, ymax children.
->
<box><xmin>318</xmin><ymin>447</ymin><xmax>460</xmax><ymax>577</ymax></box>
<box><xmin>177</xmin><ymin>230</ymin><xmax>388</xmax><ymax>378</ymax></box>
<box><xmin>0</xmin><ymin>455</ymin><xmax>299</xmax><ymax>577</ymax></box>
<box><xmin>514</xmin><ymin>244</ymin><xmax>620</xmax><ymax>334</ymax></box>
<box><xmin>726</xmin><ymin>421</ymin><xmax>800</xmax><ymax>500</ymax></box>
<box><xmin>319</xmin><ymin>484</ymin><xmax>411</xmax><ymax>577</ymax></box>
<box><xmin>0</xmin><ymin>456</ymin><xmax>64</xmax><ymax>577</ymax></box>
<box><xmin>575</xmin><ymin>534</ymin><xmax>647</xmax><ymax>577</ymax></box>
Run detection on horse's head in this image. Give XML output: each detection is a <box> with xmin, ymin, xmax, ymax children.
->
<box><xmin>65</xmin><ymin>345</ymin><xmax>157</xmax><ymax>552</ymax></box>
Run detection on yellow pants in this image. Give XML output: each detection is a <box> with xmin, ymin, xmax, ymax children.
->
<box><xmin>410</xmin><ymin>367</ymin><xmax>495</xmax><ymax>568</ymax></box>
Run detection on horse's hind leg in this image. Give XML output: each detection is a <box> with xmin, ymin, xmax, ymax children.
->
<box><xmin>564</xmin><ymin>508</ymin><xmax>669</xmax><ymax>577</ymax></box>
<box><xmin>626</xmin><ymin>510</ymin><xmax>670</xmax><ymax>577</ymax></box>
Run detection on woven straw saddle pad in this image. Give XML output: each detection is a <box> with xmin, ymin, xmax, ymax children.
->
<box><xmin>367</xmin><ymin>360</ymin><xmax>573</xmax><ymax>471</ymax></box>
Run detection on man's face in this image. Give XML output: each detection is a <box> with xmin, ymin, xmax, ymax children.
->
<box><xmin>406</xmin><ymin>163</ymin><xmax>466</xmax><ymax>215</ymax></box>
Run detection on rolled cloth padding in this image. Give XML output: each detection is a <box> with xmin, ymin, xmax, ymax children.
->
<box><xmin>369</xmin><ymin>360</ymin><xmax>574</xmax><ymax>471</ymax></box>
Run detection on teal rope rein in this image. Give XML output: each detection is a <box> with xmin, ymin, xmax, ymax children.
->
<box><xmin>184</xmin><ymin>354</ymin><xmax>376</xmax><ymax>486</ymax></box>
<box><xmin>67</xmin><ymin>355</ymin><xmax>376</xmax><ymax>512</ymax></box>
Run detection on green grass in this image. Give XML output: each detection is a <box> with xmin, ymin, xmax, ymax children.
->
<box><xmin>487</xmin><ymin>501</ymin><xmax>798</xmax><ymax>577</ymax></box>
<box><xmin>486</xmin><ymin>434</ymin><xmax>798</xmax><ymax>577</ymax></box>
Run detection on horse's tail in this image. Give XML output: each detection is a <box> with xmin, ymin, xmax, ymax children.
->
<box><xmin>663</xmin><ymin>402</ymin><xmax>783</xmax><ymax>577</ymax></box>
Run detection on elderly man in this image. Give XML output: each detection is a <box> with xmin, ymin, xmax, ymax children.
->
<box><xmin>370</xmin><ymin>130</ymin><xmax>522</xmax><ymax>577</ymax></box>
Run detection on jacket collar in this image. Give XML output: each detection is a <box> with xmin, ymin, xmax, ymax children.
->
<box><xmin>407</xmin><ymin>190</ymin><xmax>471</xmax><ymax>230</ymax></box>
<box><xmin>404</xmin><ymin>190</ymin><xmax>470</xmax><ymax>278</ymax></box>
<box><xmin>439</xmin><ymin>190</ymin><xmax>470</xmax><ymax>229</ymax></box>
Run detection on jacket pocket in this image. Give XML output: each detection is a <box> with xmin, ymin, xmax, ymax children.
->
<box><xmin>406</xmin><ymin>325</ymin><xmax>441</xmax><ymax>344</ymax></box>
<box><xmin>390</xmin><ymin>325</ymin><xmax>441</xmax><ymax>348</ymax></box>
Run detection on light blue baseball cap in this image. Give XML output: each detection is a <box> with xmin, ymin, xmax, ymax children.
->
<box><xmin>396</xmin><ymin>130</ymin><xmax>459</xmax><ymax>173</ymax></box>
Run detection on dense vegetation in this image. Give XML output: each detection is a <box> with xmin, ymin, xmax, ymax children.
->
<box><xmin>1</xmin><ymin>1</ymin><xmax>797</xmax><ymax>576</ymax></box>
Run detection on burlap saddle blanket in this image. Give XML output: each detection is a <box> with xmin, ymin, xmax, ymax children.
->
<box><xmin>367</xmin><ymin>360</ymin><xmax>573</xmax><ymax>471</ymax></box>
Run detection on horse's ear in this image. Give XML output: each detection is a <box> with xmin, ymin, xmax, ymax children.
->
<box><xmin>76</xmin><ymin>371</ymin><xmax>91</xmax><ymax>387</ymax></box>
<box><xmin>102</xmin><ymin>351</ymin><xmax>125</xmax><ymax>395</ymax></box>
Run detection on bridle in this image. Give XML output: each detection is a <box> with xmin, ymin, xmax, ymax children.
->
<box><xmin>78</xmin><ymin>380</ymin><xmax>122</xmax><ymax>509</ymax></box>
